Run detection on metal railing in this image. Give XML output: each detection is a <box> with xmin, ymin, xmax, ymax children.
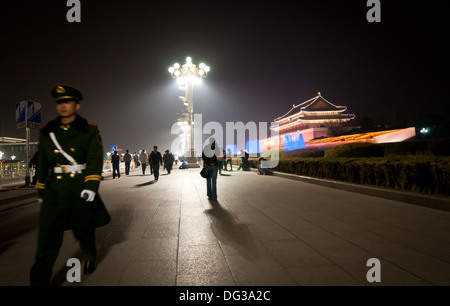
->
<box><xmin>0</xmin><ymin>162</ymin><xmax>33</xmax><ymax>184</ymax></box>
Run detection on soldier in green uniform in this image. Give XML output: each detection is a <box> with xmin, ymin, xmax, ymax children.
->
<box><xmin>30</xmin><ymin>84</ymin><xmax>111</xmax><ymax>286</ymax></box>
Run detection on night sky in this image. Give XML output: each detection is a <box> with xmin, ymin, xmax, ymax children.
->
<box><xmin>1</xmin><ymin>0</ymin><xmax>449</xmax><ymax>155</ymax></box>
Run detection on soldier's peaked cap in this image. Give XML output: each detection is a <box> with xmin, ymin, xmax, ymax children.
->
<box><xmin>51</xmin><ymin>84</ymin><xmax>83</xmax><ymax>102</ymax></box>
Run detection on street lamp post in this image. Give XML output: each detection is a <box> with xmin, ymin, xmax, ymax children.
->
<box><xmin>169</xmin><ymin>56</ymin><xmax>210</xmax><ymax>168</ymax></box>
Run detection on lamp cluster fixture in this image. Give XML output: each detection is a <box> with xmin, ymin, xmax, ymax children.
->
<box><xmin>168</xmin><ymin>57</ymin><xmax>210</xmax><ymax>85</ymax></box>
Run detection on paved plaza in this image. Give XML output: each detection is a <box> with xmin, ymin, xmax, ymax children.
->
<box><xmin>1</xmin><ymin>166</ymin><xmax>450</xmax><ymax>287</ymax></box>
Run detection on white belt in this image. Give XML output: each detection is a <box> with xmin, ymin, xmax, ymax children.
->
<box><xmin>53</xmin><ymin>164</ymin><xmax>86</xmax><ymax>174</ymax></box>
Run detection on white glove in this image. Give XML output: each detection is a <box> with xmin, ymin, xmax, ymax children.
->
<box><xmin>81</xmin><ymin>189</ymin><xmax>96</xmax><ymax>202</ymax></box>
<box><xmin>37</xmin><ymin>198</ymin><xmax>43</xmax><ymax>204</ymax></box>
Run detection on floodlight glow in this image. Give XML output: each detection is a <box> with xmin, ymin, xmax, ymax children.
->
<box><xmin>167</xmin><ymin>56</ymin><xmax>211</xmax><ymax>159</ymax></box>
<box><xmin>420</xmin><ymin>128</ymin><xmax>429</xmax><ymax>134</ymax></box>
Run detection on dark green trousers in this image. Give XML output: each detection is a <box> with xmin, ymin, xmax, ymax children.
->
<box><xmin>30</xmin><ymin>177</ymin><xmax>99</xmax><ymax>286</ymax></box>
<box><xmin>29</xmin><ymin>227</ymin><xmax>96</xmax><ymax>286</ymax></box>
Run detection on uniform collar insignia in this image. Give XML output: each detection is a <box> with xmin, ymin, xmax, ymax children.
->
<box><xmin>42</xmin><ymin>114</ymin><xmax>89</xmax><ymax>134</ymax></box>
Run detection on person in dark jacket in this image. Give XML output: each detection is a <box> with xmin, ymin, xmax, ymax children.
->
<box><xmin>30</xmin><ymin>151</ymin><xmax>39</xmax><ymax>185</ymax></box>
<box><xmin>111</xmin><ymin>151</ymin><xmax>121</xmax><ymax>178</ymax></box>
<box><xmin>149</xmin><ymin>145</ymin><xmax>163</xmax><ymax>181</ymax></box>
<box><xmin>237</xmin><ymin>150</ymin><xmax>250</xmax><ymax>171</ymax></box>
<box><xmin>163</xmin><ymin>150</ymin><xmax>174</xmax><ymax>174</ymax></box>
<box><xmin>202</xmin><ymin>137</ymin><xmax>221</xmax><ymax>200</ymax></box>
<box><xmin>123</xmin><ymin>149</ymin><xmax>132</xmax><ymax>175</ymax></box>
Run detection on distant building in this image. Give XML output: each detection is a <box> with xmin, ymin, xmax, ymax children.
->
<box><xmin>272</xmin><ymin>92</ymin><xmax>355</xmax><ymax>133</ymax></box>
<box><xmin>262</xmin><ymin>92</ymin><xmax>355</xmax><ymax>151</ymax></box>
<box><xmin>0</xmin><ymin>137</ymin><xmax>38</xmax><ymax>162</ymax></box>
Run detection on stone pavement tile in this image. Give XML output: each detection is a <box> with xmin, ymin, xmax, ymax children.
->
<box><xmin>263</xmin><ymin>214</ymin><xmax>320</xmax><ymax>237</ymax></box>
<box><xmin>271</xmin><ymin>237</ymin><xmax>428</xmax><ymax>286</ymax></box>
<box><xmin>245</xmin><ymin>222</ymin><xmax>297</xmax><ymax>241</ymax></box>
<box><xmin>344</xmin><ymin>259</ymin><xmax>432</xmax><ymax>286</ymax></box>
<box><xmin>230</xmin><ymin>210</ymin><xmax>272</xmax><ymax>225</ymax></box>
<box><xmin>132</xmin><ymin>237</ymin><xmax>178</xmax><ymax>261</ymax></box>
<box><xmin>99</xmin><ymin>230</ymin><xmax>144</xmax><ymax>251</ymax></box>
<box><xmin>181</xmin><ymin>206</ymin><xmax>210</xmax><ymax>219</ymax></box>
<box><xmin>79</xmin><ymin>248</ymin><xmax>135</xmax><ymax>286</ymax></box>
<box><xmin>160</xmin><ymin>200</ymin><xmax>181</xmax><ymax>207</ymax></box>
<box><xmin>209</xmin><ymin>215</ymin><xmax>297</xmax><ymax>286</ymax></box>
<box><xmin>262</xmin><ymin>239</ymin><xmax>347</xmax><ymax>268</ymax></box>
<box><xmin>177</xmin><ymin>244</ymin><xmax>230</xmax><ymax>275</ymax></box>
<box><xmin>225</xmin><ymin>199</ymin><xmax>260</xmax><ymax>214</ymax></box>
<box><xmin>287</xmin><ymin>264</ymin><xmax>362</xmax><ymax>286</ymax></box>
<box><xmin>120</xmin><ymin>210</ymin><xmax>155</xmax><ymax>232</ymax></box>
<box><xmin>152</xmin><ymin>206</ymin><xmax>180</xmax><ymax>223</ymax></box>
<box><xmin>295</xmin><ymin>228</ymin><xmax>353</xmax><ymax>252</ymax></box>
<box><xmin>7</xmin><ymin>268</ymin><xmax>30</xmax><ymax>286</ymax></box>
<box><xmin>383</xmin><ymin>210</ymin><xmax>450</xmax><ymax>245</ymax></box>
<box><xmin>342</xmin><ymin>229</ymin><xmax>450</xmax><ymax>285</ymax></box>
<box><xmin>177</xmin><ymin>272</ymin><xmax>236</xmax><ymax>286</ymax></box>
<box><xmin>143</xmin><ymin>221</ymin><xmax>179</xmax><ymax>239</ymax></box>
<box><xmin>95</xmin><ymin>226</ymin><xmax>114</xmax><ymax>242</ymax></box>
<box><xmin>179</xmin><ymin>226</ymin><xmax>218</xmax><ymax>247</ymax></box>
<box><xmin>180</xmin><ymin>201</ymin><xmax>204</xmax><ymax>209</ymax></box>
<box><xmin>338</xmin><ymin>217</ymin><xmax>450</xmax><ymax>261</ymax></box>
<box><xmin>221</xmin><ymin>245</ymin><xmax>298</xmax><ymax>286</ymax></box>
<box><xmin>133</xmin><ymin>200</ymin><xmax>161</xmax><ymax>211</ymax></box>
<box><xmin>181</xmin><ymin>194</ymin><xmax>203</xmax><ymax>203</ymax></box>
<box><xmin>118</xmin><ymin>259</ymin><xmax>176</xmax><ymax>286</ymax></box>
<box><xmin>0</xmin><ymin>252</ymin><xmax>34</xmax><ymax>286</ymax></box>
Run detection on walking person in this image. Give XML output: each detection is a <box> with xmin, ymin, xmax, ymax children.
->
<box><xmin>133</xmin><ymin>152</ymin><xmax>140</xmax><ymax>168</ymax></box>
<box><xmin>202</xmin><ymin>137</ymin><xmax>220</xmax><ymax>200</ymax></box>
<box><xmin>139</xmin><ymin>149</ymin><xmax>148</xmax><ymax>175</ymax></box>
<box><xmin>111</xmin><ymin>151</ymin><xmax>121</xmax><ymax>178</ymax></box>
<box><xmin>217</xmin><ymin>148</ymin><xmax>224</xmax><ymax>175</ymax></box>
<box><xmin>30</xmin><ymin>150</ymin><xmax>39</xmax><ymax>185</ymax></box>
<box><xmin>123</xmin><ymin>149</ymin><xmax>132</xmax><ymax>175</ymax></box>
<box><xmin>225</xmin><ymin>148</ymin><xmax>233</xmax><ymax>171</ymax></box>
<box><xmin>163</xmin><ymin>150</ymin><xmax>174</xmax><ymax>174</ymax></box>
<box><xmin>149</xmin><ymin>145</ymin><xmax>163</xmax><ymax>181</ymax></box>
<box><xmin>30</xmin><ymin>84</ymin><xmax>111</xmax><ymax>286</ymax></box>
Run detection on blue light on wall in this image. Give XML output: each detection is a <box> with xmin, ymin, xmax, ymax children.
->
<box><xmin>283</xmin><ymin>133</ymin><xmax>305</xmax><ymax>151</ymax></box>
<box><xmin>245</xmin><ymin>139</ymin><xmax>260</xmax><ymax>155</ymax></box>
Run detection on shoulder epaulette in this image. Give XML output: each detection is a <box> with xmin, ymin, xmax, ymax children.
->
<box><xmin>88</xmin><ymin>122</ymin><xmax>97</xmax><ymax>126</ymax></box>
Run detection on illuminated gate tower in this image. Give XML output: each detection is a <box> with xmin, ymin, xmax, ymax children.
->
<box><xmin>266</xmin><ymin>92</ymin><xmax>355</xmax><ymax>151</ymax></box>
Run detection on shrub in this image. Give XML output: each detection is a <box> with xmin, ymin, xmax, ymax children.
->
<box><xmin>324</xmin><ymin>143</ymin><xmax>385</xmax><ymax>158</ymax></box>
<box><xmin>431</xmin><ymin>138</ymin><xmax>450</xmax><ymax>156</ymax></box>
<box><xmin>282</xmin><ymin>148</ymin><xmax>325</xmax><ymax>158</ymax></box>
<box><xmin>271</xmin><ymin>156</ymin><xmax>450</xmax><ymax>195</ymax></box>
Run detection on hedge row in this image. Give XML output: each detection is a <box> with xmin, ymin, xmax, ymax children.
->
<box><xmin>247</xmin><ymin>156</ymin><xmax>450</xmax><ymax>196</ymax></box>
<box><xmin>276</xmin><ymin>138</ymin><xmax>450</xmax><ymax>158</ymax></box>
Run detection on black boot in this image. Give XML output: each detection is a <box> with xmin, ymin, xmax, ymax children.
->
<box><xmin>84</xmin><ymin>261</ymin><xmax>96</xmax><ymax>274</ymax></box>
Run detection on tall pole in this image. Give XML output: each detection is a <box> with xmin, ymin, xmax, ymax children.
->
<box><xmin>169</xmin><ymin>57</ymin><xmax>210</xmax><ymax>168</ymax></box>
<box><xmin>186</xmin><ymin>79</ymin><xmax>194</xmax><ymax>159</ymax></box>
<box><xmin>25</xmin><ymin>106</ymin><xmax>30</xmax><ymax>187</ymax></box>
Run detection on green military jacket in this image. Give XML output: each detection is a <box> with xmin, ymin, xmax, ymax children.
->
<box><xmin>37</xmin><ymin>114</ymin><xmax>110</xmax><ymax>231</ymax></box>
